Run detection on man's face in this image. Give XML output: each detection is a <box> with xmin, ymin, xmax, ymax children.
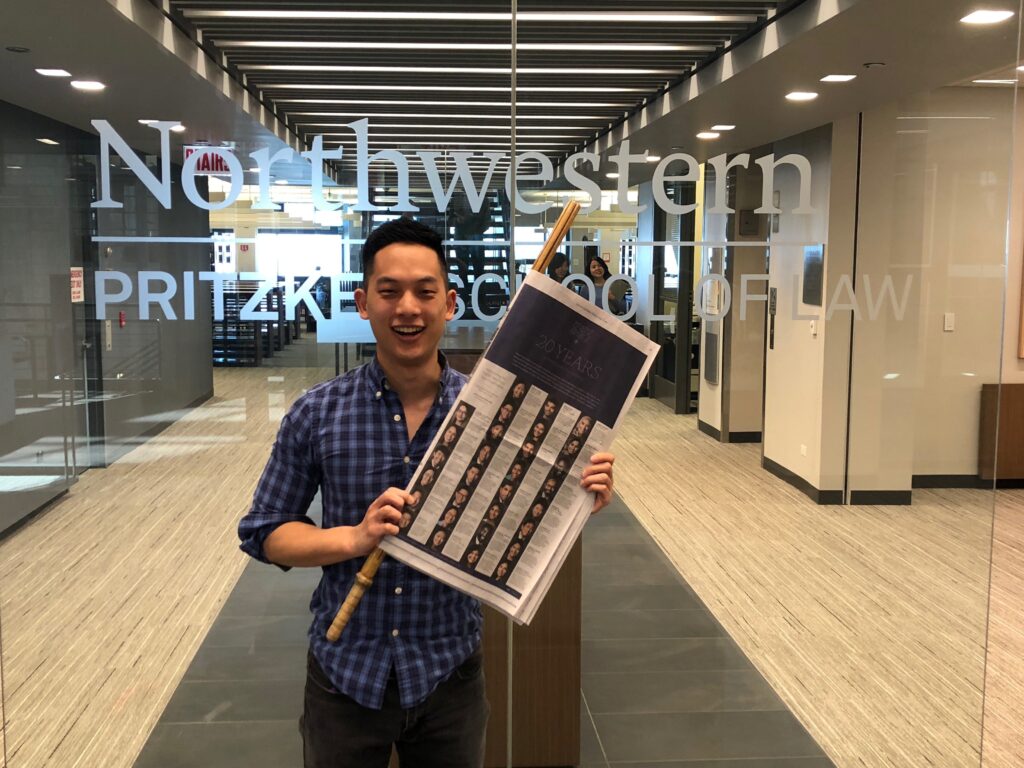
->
<box><xmin>532</xmin><ymin>422</ymin><xmax>545</xmax><ymax>440</ymax></box>
<box><xmin>531</xmin><ymin>504</ymin><xmax>544</xmax><ymax>518</ymax></box>
<box><xmin>498</xmin><ymin>484</ymin><xmax>512</xmax><ymax>501</ymax></box>
<box><xmin>542</xmin><ymin>401</ymin><xmax>556</xmax><ymax>418</ymax></box>
<box><xmin>355</xmin><ymin>242</ymin><xmax>455</xmax><ymax>370</ymax></box>
<box><xmin>443</xmin><ymin>509</ymin><xmax>457</xmax><ymax>524</ymax></box>
<box><xmin>431</xmin><ymin>450</ymin><xmax>445</xmax><ymax>467</ymax></box>
<box><xmin>477</xmin><ymin>447</ymin><xmax>491</xmax><ymax>464</ymax></box>
<box><xmin>544</xmin><ymin>479</ymin><xmax>556</xmax><ymax>495</ymax></box>
<box><xmin>466</xmin><ymin>467</ymin><xmax>480</xmax><ymax>484</ymax></box>
<box><xmin>455</xmin><ymin>488</ymin><xmax>468</xmax><ymax>505</ymax></box>
<box><xmin>499</xmin><ymin>404</ymin><xmax>513</xmax><ymax>422</ymax></box>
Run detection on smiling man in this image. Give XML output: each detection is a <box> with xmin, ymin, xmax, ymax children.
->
<box><xmin>238</xmin><ymin>217</ymin><xmax>615</xmax><ymax>768</ymax></box>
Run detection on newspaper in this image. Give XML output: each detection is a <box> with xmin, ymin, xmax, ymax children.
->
<box><xmin>379</xmin><ymin>270</ymin><xmax>661</xmax><ymax>624</ymax></box>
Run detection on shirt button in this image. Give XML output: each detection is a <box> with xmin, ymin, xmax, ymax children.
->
<box><xmin>392</xmin><ymin>628</ymin><xmax>400</xmax><ymax>637</ymax></box>
<box><xmin>393</xmin><ymin>414</ymin><xmax>401</xmax><ymax>422</ymax></box>
<box><xmin>403</xmin><ymin>456</ymin><xmax>410</xmax><ymax>464</ymax></box>
<box><xmin>394</xmin><ymin>587</ymin><xmax>403</xmax><ymax>595</ymax></box>
<box><xmin>375</xmin><ymin>390</ymin><xmax>382</xmax><ymax>399</ymax></box>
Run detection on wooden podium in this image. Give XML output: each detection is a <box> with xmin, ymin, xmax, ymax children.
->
<box><xmin>482</xmin><ymin>540</ymin><xmax>582</xmax><ymax>767</ymax></box>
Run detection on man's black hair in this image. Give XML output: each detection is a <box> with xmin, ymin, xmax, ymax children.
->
<box><xmin>361</xmin><ymin>217</ymin><xmax>448</xmax><ymax>287</ymax></box>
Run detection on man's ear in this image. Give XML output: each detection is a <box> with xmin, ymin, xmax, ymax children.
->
<box><xmin>354</xmin><ymin>287</ymin><xmax>369</xmax><ymax>319</ymax></box>
<box><xmin>444</xmin><ymin>287</ymin><xmax>457</xmax><ymax>321</ymax></box>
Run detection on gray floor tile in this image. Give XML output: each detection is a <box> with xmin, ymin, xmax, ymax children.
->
<box><xmin>183</xmin><ymin>645</ymin><xmax>306</xmax><ymax>682</ymax></box>
<box><xmin>583</xmin><ymin>669</ymin><xmax>786</xmax><ymax>714</ymax></box>
<box><xmin>583</xmin><ymin>637</ymin><xmax>754</xmax><ymax>674</ymax></box>
<box><xmin>583</xmin><ymin>559</ymin><xmax>685</xmax><ymax>587</ymax></box>
<box><xmin>133</xmin><ymin>721</ymin><xmax>302</xmax><ymax>768</ymax></box>
<box><xmin>583</xmin><ymin>583</ymin><xmax>704</xmax><ymax>611</ymax></box>
<box><xmin>580</xmin><ymin>703</ymin><xmax>608</xmax><ymax>766</ymax></box>
<box><xmin>583</xmin><ymin>609</ymin><xmax>725</xmax><ymax>639</ymax></box>
<box><xmin>202</xmin><ymin>614</ymin><xmax>310</xmax><ymax>649</ymax></box>
<box><xmin>593</xmin><ymin>711</ymin><xmax>826</xmax><ymax>763</ymax></box>
<box><xmin>161</xmin><ymin>679</ymin><xmax>304</xmax><ymax>723</ymax></box>
<box><xmin>604</xmin><ymin>759</ymin><xmax>835</xmax><ymax>768</ymax></box>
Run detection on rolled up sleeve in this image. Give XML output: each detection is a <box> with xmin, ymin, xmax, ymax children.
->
<box><xmin>239</xmin><ymin>396</ymin><xmax>322</xmax><ymax>564</ymax></box>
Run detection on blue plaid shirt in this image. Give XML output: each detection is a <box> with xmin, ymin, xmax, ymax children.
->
<box><xmin>238</xmin><ymin>355</ymin><xmax>482</xmax><ymax>710</ymax></box>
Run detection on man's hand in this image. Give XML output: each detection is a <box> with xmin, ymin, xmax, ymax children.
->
<box><xmin>351</xmin><ymin>487</ymin><xmax>410</xmax><ymax>557</ymax></box>
<box><xmin>581</xmin><ymin>452</ymin><xmax>615</xmax><ymax>514</ymax></box>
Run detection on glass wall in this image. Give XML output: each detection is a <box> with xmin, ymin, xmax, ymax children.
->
<box><xmin>1</xmin><ymin>1</ymin><xmax>1022</xmax><ymax>767</ymax></box>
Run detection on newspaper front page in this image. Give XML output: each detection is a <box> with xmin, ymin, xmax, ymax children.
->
<box><xmin>380</xmin><ymin>271</ymin><xmax>660</xmax><ymax>623</ymax></box>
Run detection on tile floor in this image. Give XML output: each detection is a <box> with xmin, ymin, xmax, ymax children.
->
<box><xmin>134</xmin><ymin>498</ymin><xmax>833</xmax><ymax>768</ymax></box>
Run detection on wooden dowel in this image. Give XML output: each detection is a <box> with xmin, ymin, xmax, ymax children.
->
<box><xmin>326</xmin><ymin>202</ymin><xmax>582</xmax><ymax>641</ymax></box>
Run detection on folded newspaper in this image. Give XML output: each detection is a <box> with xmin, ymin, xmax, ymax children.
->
<box><xmin>380</xmin><ymin>270</ymin><xmax>660</xmax><ymax>623</ymax></box>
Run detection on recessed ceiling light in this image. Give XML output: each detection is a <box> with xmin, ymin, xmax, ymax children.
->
<box><xmin>696</xmin><ymin>131</ymin><xmax>720</xmax><ymax>139</ymax></box>
<box><xmin>821</xmin><ymin>74</ymin><xmax>857</xmax><ymax>82</ymax></box>
<box><xmin>646</xmin><ymin>155</ymin><xmax>661</xmax><ymax>162</ymax></box>
<box><xmin>6</xmin><ymin>165</ymin><xmax>22</xmax><ymax>170</ymax></box>
<box><xmin>36</xmin><ymin>68</ymin><xmax>71</xmax><ymax>77</ymax></box>
<box><xmin>274</xmin><ymin>179</ymin><xmax>289</xmax><ymax>185</ymax></box>
<box><xmin>36</xmin><ymin>138</ymin><xmax>59</xmax><ymax>145</ymax></box>
<box><xmin>960</xmin><ymin>10</ymin><xmax>1015</xmax><ymax>24</ymax></box>
<box><xmin>605</xmin><ymin>172</ymin><xmax>620</xmax><ymax>178</ymax></box>
<box><xmin>711</xmin><ymin>124</ymin><xmax>736</xmax><ymax>131</ymax></box>
<box><xmin>170</xmin><ymin>124</ymin><xmax>186</xmax><ymax>132</ymax></box>
<box><xmin>70</xmin><ymin>80</ymin><xmax>105</xmax><ymax>91</ymax></box>
<box><xmin>138</xmin><ymin>119</ymin><xmax>158</xmax><ymax>124</ymax></box>
<box><xmin>785</xmin><ymin>91</ymin><xmax>818</xmax><ymax>102</ymax></box>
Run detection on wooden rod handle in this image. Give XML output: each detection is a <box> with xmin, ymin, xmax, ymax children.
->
<box><xmin>326</xmin><ymin>203</ymin><xmax>581</xmax><ymax>643</ymax></box>
<box><xmin>326</xmin><ymin>548</ymin><xmax>386</xmax><ymax>641</ymax></box>
<box><xmin>533</xmin><ymin>201</ymin><xmax>580</xmax><ymax>274</ymax></box>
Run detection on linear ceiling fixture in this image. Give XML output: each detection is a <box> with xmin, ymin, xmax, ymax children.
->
<box><xmin>181</xmin><ymin>9</ymin><xmax>759</xmax><ymax>23</ymax></box>
<box><xmin>300</xmin><ymin>124</ymin><xmax>587</xmax><ymax>131</ymax></box>
<box><xmin>35</xmin><ymin>68</ymin><xmax>71</xmax><ymax>77</ymax></box>
<box><xmin>259</xmin><ymin>84</ymin><xmax>647</xmax><ymax>93</ymax></box>
<box><xmin>269</xmin><ymin>99</ymin><xmax>631</xmax><ymax>108</ymax></box>
<box><xmin>237</xmin><ymin>64</ymin><xmax>677</xmax><ymax>75</ymax></box>
<box><xmin>820</xmin><ymin>74</ymin><xmax>857</xmax><ymax>82</ymax></box>
<box><xmin>290</xmin><ymin>112</ymin><xmax>610</xmax><ymax>120</ymax></box>
<box><xmin>785</xmin><ymin>91</ymin><xmax>818</xmax><ymax>101</ymax></box>
<box><xmin>217</xmin><ymin>40</ymin><xmax>715</xmax><ymax>53</ymax></box>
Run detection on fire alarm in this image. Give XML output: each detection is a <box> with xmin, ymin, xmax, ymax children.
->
<box><xmin>118</xmin><ymin>311</ymin><xmax>126</xmax><ymax>328</ymax></box>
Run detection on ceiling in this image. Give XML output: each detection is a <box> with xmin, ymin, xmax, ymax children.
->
<box><xmin>166</xmin><ymin>0</ymin><xmax>791</xmax><ymax>177</ymax></box>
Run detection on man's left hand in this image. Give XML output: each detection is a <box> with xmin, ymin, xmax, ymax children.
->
<box><xmin>581</xmin><ymin>452</ymin><xmax>615</xmax><ymax>514</ymax></box>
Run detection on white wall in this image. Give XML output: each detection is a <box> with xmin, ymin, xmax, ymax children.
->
<box><xmin>762</xmin><ymin>123</ymin><xmax>845</xmax><ymax>490</ymax></box>
<box><xmin>1004</xmin><ymin>98</ymin><xmax>1024</xmax><ymax>385</ymax></box>
<box><xmin>850</xmin><ymin>87</ymin><xmax>1013</xmax><ymax>482</ymax></box>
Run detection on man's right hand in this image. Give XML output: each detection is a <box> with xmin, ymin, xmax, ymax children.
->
<box><xmin>350</xmin><ymin>487</ymin><xmax>411</xmax><ymax>557</ymax></box>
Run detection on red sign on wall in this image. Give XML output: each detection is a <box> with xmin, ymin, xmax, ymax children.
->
<box><xmin>183</xmin><ymin>146</ymin><xmax>235</xmax><ymax>175</ymax></box>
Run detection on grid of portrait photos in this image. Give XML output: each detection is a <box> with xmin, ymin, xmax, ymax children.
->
<box><xmin>397</xmin><ymin>377</ymin><xmax>598</xmax><ymax>596</ymax></box>
<box><xmin>481</xmin><ymin>410</ymin><xmax>595</xmax><ymax>588</ymax></box>
<box><xmin>399</xmin><ymin>399</ymin><xmax>476</xmax><ymax>534</ymax></box>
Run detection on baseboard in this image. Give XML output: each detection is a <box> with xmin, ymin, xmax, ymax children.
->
<box><xmin>912</xmin><ymin>474</ymin><xmax>987</xmax><ymax>489</ymax></box>
<box><xmin>762</xmin><ymin>456</ymin><xmax>843</xmax><ymax>505</ymax></box>
<box><xmin>727</xmin><ymin>431</ymin><xmax>762</xmax><ymax>443</ymax></box>
<box><xmin>849</xmin><ymin>490</ymin><xmax>912</xmax><ymax>505</ymax></box>
<box><xmin>697</xmin><ymin>419</ymin><xmax>721</xmax><ymax>440</ymax></box>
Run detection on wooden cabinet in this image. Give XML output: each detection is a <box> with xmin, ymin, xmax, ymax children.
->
<box><xmin>483</xmin><ymin>541</ymin><xmax>582</xmax><ymax>768</ymax></box>
<box><xmin>978</xmin><ymin>383</ymin><xmax>1024</xmax><ymax>480</ymax></box>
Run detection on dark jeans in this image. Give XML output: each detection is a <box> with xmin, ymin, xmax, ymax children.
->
<box><xmin>300</xmin><ymin>650</ymin><xmax>489</xmax><ymax>768</ymax></box>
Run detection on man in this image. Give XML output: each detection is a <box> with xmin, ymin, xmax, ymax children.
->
<box><xmin>238</xmin><ymin>217</ymin><xmax>615</xmax><ymax>768</ymax></box>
